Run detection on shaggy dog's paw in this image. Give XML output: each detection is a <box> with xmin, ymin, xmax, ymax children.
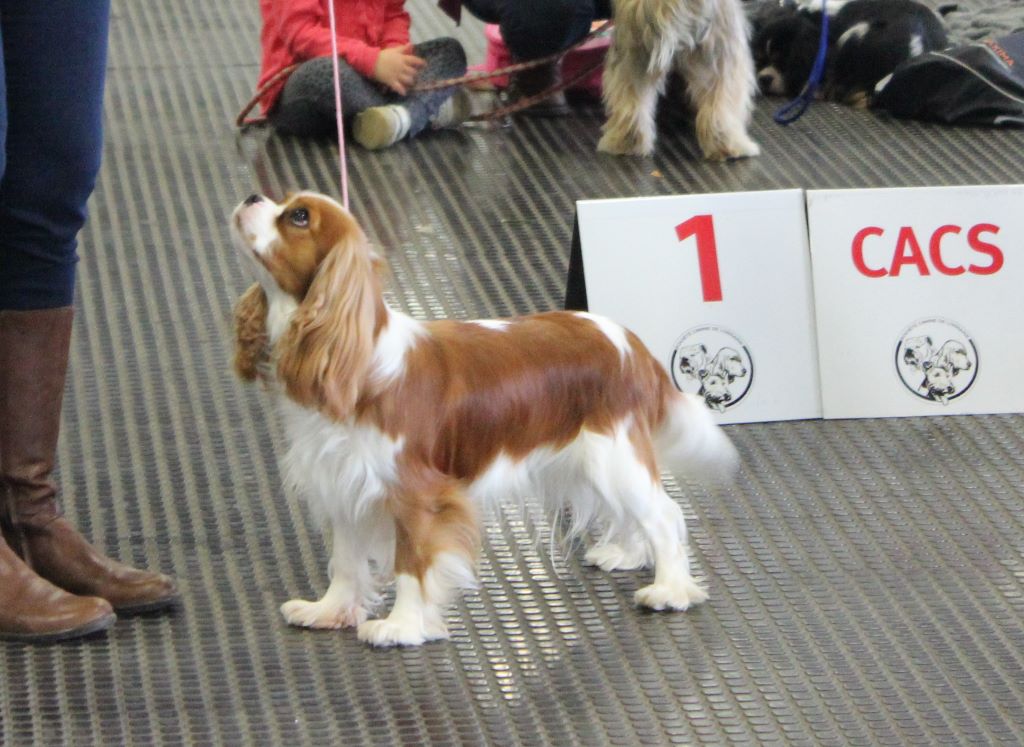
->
<box><xmin>598</xmin><ymin>128</ymin><xmax>655</xmax><ymax>157</ymax></box>
<box><xmin>635</xmin><ymin>577</ymin><xmax>709</xmax><ymax>611</ymax></box>
<box><xmin>702</xmin><ymin>135</ymin><xmax>761</xmax><ymax>162</ymax></box>
<box><xmin>281</xmin><ymin>599</ymin><xmax>367</xmax><ymax>629</ymax></box>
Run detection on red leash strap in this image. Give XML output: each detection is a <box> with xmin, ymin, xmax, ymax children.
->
<box><xmin>412</xmin><ymin>20</ymin><xmax>612</xmax><ymax>93</ymax></box>
<box><xmin>235</xmin><ymin>64</ymin><xmax>299</xmax><ymax>128</ymax></box>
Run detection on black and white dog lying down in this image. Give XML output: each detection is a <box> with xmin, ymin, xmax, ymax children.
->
<box><xmin>751</xmin><ymin>0</ymin><xmax>954</xmax><ymax>106</ymax></box>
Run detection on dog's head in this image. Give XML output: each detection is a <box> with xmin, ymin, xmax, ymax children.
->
<box><xmin>708</xmin><ymin>347</ymin><xmax>747</xmax><ymax>382</ymax></box>
<box><xmin>902</xmin><ymin>335</ymin><xmax>934</xmax><ymax>370</ymax></box>
<box><xmin>230</xmin><ymin>192</ymin><xmax>369</xmax><ymax>300</ymax></box>
<box><xmin>677</xmin><ymin>343</ymin><xmax>708</xmax><ymax>379</ymax></box>
<box><xmin>924</xmin><ymin>364</ymin><xmax>955</xmax><ymax>401</ymax></box>
<box><xmin>230</xmin><ymin>192</ymin><xmax>385</xmax><ymax>420</ymax></box>
<box><xmin>934</xmin><ymin>340</ymin><xmax>972</xmax><ymax>376</ymax></box>
<box><xmin>751</xmin><ymin>4</ymin><xmax>823</xmax><ymax>97</ymax></box>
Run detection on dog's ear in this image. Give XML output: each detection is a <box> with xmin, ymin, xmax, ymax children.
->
<box><xmin>276</xmin><ymin>231</ymin><xmax>382</xmax><ymax>421</ymax></box>
<box><xmin>234</xmin><ymin>283</ymin><xmax>270</xmax><ymax>382</ymax></box>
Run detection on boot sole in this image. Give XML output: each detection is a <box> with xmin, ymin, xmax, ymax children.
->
<box><xmin>114</xmin><ymin>592</ymin><xmax>181</xmax><ymax>616</ymax></box>
<box><xmin>0</xmin><ymin>611</ymin><xmax>116</xmax><ymax>644</ymax></box>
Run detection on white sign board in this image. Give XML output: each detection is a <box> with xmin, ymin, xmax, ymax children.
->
<box><xmin>578</xmin><ymin>190</ymin><xmax>821</xmax><ymax>424</ymax></box>
<box><xmin>807</xmin><ymin>184</ymin><xmax>1024</xmax><ymax>419</ymax></box>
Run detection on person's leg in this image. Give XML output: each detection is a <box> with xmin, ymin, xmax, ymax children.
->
<box><xmin>270</xmin><ymin>56</ymin><xmax>391</xmax><ymax>138</ymax></box>
<box><xmin>497</xmin><ymin>0</ymin><xmax>609</xmax><ymax>116</ymax></box>
<box><xmin>0</xmin><ymin>4</ymin><xmax>117</xmax><ymax>643</ymax></box>
<box><xmin>0</xmin><ymin>0</ymin><xmax>177</xmax><ymax>641</ymax></box>
<box><xmin>402</xmin><ymin>38</ymin><xmax>468</xmax><ymax>138</ymax></box>
<box><xmin>499</xmin><ymin>0</ymin><xmax>596</xmax><ymax>60</ymax></box>
<box><xmin>459</xmin><ymin>0</ymin><xmax>504</xmax><ymax>25</ymax></box>
<box><xmin>353</xmin><ymin>39</ymin><xmax>470</xmax><ymax>149</ymax></box>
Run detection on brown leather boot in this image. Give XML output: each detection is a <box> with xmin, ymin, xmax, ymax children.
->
<box><xmin>506</xmin><ymin>60</ymin><xmax>571</xmax><ymax>118</ymax></box>
<box><xmin>0</xmin><ymin>530</ymin><xmax>115</xmax><ymax>643</ymax></box>
<box><xmin>0</xmin><ymin>308</ymin><xmax>179</xmax><ymax>614</ymax></box>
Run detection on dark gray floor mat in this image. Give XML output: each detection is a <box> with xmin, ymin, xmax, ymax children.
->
<box><xmin>2</xmin><ymin>1</ymin><xmax>1022</xmax><ymax>744</ymax></box>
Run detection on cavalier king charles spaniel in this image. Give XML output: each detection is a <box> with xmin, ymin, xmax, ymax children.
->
<box><xmin>230</xmin><ymin>192</ymin><xmax>737</xmax><ymax>647</ymax></box>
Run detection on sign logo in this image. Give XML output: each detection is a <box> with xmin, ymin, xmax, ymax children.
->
<box><xmin>895</xmin><ymin>318</ymin><xmax>978</xmax><ymax>405</ymax></box>
<box><xmin>670</xmin><ymin>326</ymin><xmax>753</xmax><ymax>412</ymax></box>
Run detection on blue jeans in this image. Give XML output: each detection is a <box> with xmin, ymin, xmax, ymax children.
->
<box><xmin>0</xmin><ymin>0</ymin><xmax>111</xmax><ymax>310</ymax></box>
<box><xmin>461</xmin><ymin>0</ymin><xmax>612</xmax><ymax>61</ymax></box>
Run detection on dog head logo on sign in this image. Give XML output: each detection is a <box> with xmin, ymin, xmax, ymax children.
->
<box><xmin>895</xmin><ymin>318</ymin><xmax>979</xmax><ymax>405</ymax></box>
<box><xmin>671</xmin><ymin>326</ymin><xmax>753</xmax><ymax>412</ymax></box>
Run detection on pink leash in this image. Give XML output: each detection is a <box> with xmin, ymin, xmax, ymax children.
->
<box><xmin>326</xmin><ymin>0</ymin><xmax>350</xmax><ymax>210</ymax></box>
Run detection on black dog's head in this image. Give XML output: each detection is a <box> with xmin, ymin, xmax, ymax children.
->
<box><xmin>751</xmin><ymin>3</ymin><xmax>824</xmax><ymax>97</ymax></box>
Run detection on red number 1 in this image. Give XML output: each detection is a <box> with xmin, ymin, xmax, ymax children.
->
<box><xmin>676</xmin><ymin>214</ymin><xmax>723</xmax><ymax>302</ymax></box>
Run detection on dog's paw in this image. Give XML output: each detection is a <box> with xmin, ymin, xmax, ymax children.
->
<box><xmin>702</xmin><ymin>135</ymin><xmax>761</xmax><ymax>162</ymax></box>
<box><xmin>357</xmin><ymin>616</ymin><xmax>448</xmax><ymax>648</ymax></box>
<box><xmin>281</xmin><ymin>598</ymin><xmax>367</xmax><ymax>630</ymax></box>
<box><xmin>598</xmin><ymin>128</ymin><xmax>654</xmax><ymax>157</ymax></box>
<box><xmin>635</xmin><ymin>576</ymin><xmax>709</xmax><ymax>611</ymax></box>
<box><xmin>843</xmin><ymin>90</ymin><xmax>870</xmax><ymax>110</ymax></box>
<box><xmin>584</xmin><ymin>542</ymin><xmax>649</xmax><ymax>572</ymax></box>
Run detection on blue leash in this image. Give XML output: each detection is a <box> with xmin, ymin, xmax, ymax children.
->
<box><xmin>773</xmin><ymin>0</ymin><xmax>830</xmax><ymax>124</ymax></box>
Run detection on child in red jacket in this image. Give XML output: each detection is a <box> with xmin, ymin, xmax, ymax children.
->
<box><xmin>258</xmin><ymin>0</ymin><xmax>469</xmax><ymax>149</ymax></box>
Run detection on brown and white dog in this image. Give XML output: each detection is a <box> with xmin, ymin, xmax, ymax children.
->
<box><xmin>599</xmin><ymin>0</ymin><xmax>761</xmax><ymax>159</ymax></box>
<box><xmin>230</xmin><ymin>192</ymin><xmax>737</xmax><ymax>647</ymax></box>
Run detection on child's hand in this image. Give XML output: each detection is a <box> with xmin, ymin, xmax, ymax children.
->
<box><xmin>373</xmin><ymin>44</ymin><xmax>426</xmax><ymax>95</ymax></box>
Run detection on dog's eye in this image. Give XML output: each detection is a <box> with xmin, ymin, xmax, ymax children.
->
<box><xmin>289</xmin><ymin>208</ymin><xmax>310</xmax><ymax>228</ymax></box>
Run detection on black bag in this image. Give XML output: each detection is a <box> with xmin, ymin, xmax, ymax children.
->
<box><xmin>873</xmin><ymin>31</ymin><xmax>1024</xmax><ymax>126</ymax></box>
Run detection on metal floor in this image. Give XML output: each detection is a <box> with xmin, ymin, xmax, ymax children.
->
<box><xmin>3</xmin><ymin>1</ymin><xmax>1023</xmax><ymax>744</ymax></box>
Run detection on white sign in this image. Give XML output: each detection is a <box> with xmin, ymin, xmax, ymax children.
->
<box><xmin>578</xmin><ymin>190</ymin><xmax>821</xmax><ymax>424</ymax></box>
<box><xmin>808</xmin><ymin>184</ymin><xmax>1024</xmax><ymax>419</ymax></box>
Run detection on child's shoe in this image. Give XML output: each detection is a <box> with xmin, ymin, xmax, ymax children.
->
<box><xmin>353</xmin><ymin>105</ymin><xmax>412</xmax><ymax>150</ymax></box>
<box><xmin>430</xmin><ymin>88</ymin><xmax>473</xmax><ymax>129</ymax></box>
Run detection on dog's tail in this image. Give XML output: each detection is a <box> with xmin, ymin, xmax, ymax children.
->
<box><xmin>654</xmin><ymin>389</ymin><xmax>739</xmax><ymax>484</ymax></box>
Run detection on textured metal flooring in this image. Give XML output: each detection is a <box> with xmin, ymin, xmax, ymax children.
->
<box><xmin>3</xmin><ymin>0</ymin><xmax>1024</xmax><ymax>744</ymax></box>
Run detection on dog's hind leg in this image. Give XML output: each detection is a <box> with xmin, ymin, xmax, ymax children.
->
<box><xmin>281</xmin><ymin>519</ymin><xmax>379</xmax><ymax>629</ymax></box>
<box><xmin>631</xmin><ymin>487</ymin><xmax>708</xmax><ymax>610</ymax></box>
<box><xmin>598</xmin><ymin>4</ymin><xmax>678</xmax><ymax>156</ymax></box>
<box><xmin>677</xmin><ymin>0</ymin><xmax>760</xmax><ymax>161</ymax></box>
<box><xmin>586</xmin><ymin>423</ymin><xmax>708</xmax><ymax>610</ymax></box>
<box><xmin>358</xmin><ymin>478</ymin><xmax>479</xmax><ymax>647</ymax></box>
<box><xmin>584</xmin><ymin>533</ymin><xmax>651</xmax><ymax>572</ymax></box>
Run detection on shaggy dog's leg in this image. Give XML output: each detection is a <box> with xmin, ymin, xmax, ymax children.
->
<box><xmin>598</xmin><ymin>2</ymin><xmax>679</xmax><ymax>156</ymax></box>
<box><xmin>677</xmin><ymin>0</ymin><xmax>760</xmax><ymax>160</ymax></box>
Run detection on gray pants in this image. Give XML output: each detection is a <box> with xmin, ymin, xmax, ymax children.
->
<box><xmin>271</xmin><ymin>38</ymin><xmax>467</xmax><ymax>139</ymax></box>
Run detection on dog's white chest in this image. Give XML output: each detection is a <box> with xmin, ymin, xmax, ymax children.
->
<box><xmin>278</xmin><ymin>402</ymin><xmax>403</xmax><ymax>524</ymax></box>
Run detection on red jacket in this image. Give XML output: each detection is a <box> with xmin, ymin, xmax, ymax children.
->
<box><xmin>257</xmin><ymin>0</ymin><xmax>411</xmax><ymax>113</ymax></box>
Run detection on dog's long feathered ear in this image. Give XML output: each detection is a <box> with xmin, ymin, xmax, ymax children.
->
<box><xmin>234</xmin><ymin>282</ymin><xmax>270</xmax><ymax>382</ymax></box>
<box><xmin>276</xmin><ymin>231</ymin><xmax>380</xmax><ymax>421</ymax></box>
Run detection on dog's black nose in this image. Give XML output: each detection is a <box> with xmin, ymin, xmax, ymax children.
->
<box><xmin>243</xmin><ymin>193</ymin><xmax>263</xmax><ymax>206</ymax></box>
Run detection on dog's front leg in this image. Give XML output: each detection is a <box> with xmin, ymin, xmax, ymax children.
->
<box><xmin>598</xmin><ymin>7</ymin><xmax>678</xmax><ymax>157</ymax></box>
<box><xmin>358</xmin><ymin>481</ymin><xmax>479</xmax><ymax>647</ymax></box>
<box><xmin>281</xmin><ymin>520</ymin><xmax>376</xmax><ymax>629</ymax></box>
